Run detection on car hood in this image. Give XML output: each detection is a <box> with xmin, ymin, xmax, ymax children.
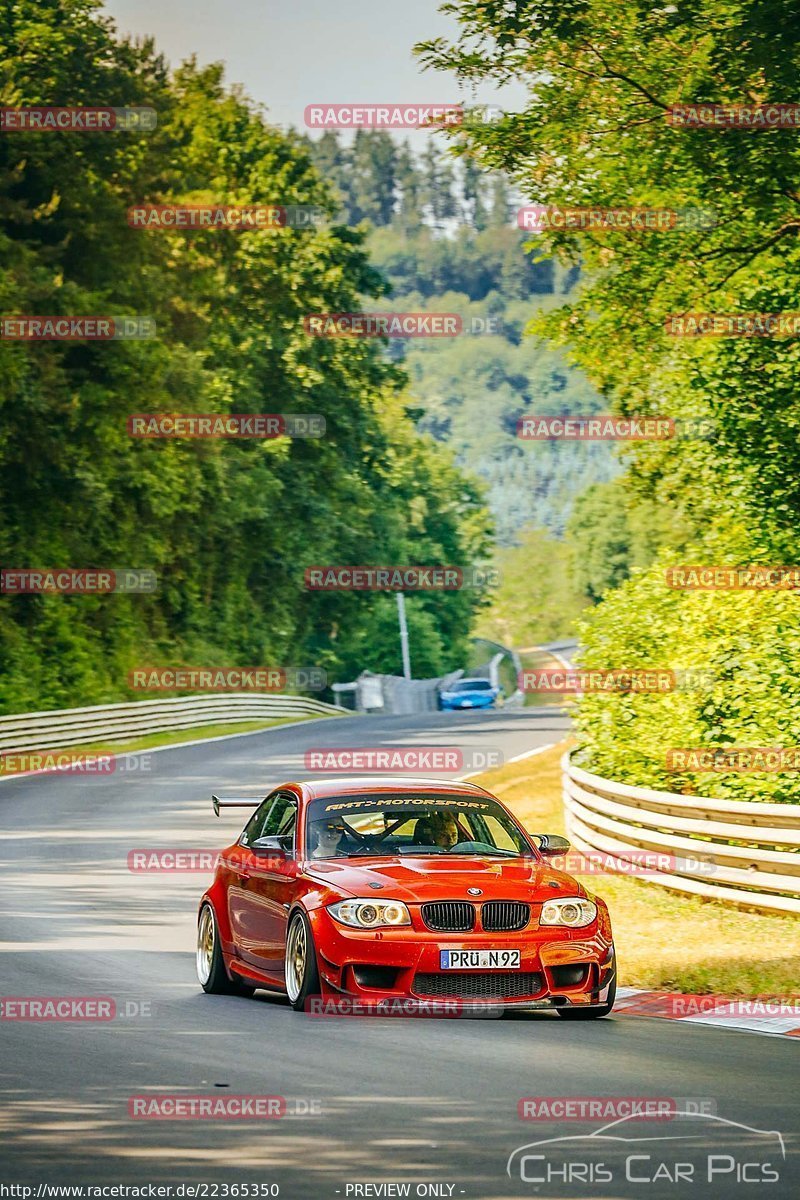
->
<box><xmin>303</xmin><ymin>855</ymin><xmax>585</xmax><ymax>902</ymax></box>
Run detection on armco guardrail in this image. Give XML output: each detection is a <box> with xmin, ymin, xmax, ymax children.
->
<box><xmin>0</xmin><ymin>694</ymin><xmax>341</xmax><ymax>755</ymax></box>
<box><xmin>562</xmin><ymin>753</ymin><xmax>800</xmax><ymax>915</ymax></box>
<box><xmin>332</xmin><ymin>670</ymin><xmax>463</xmax><ymax>714</ymax></box>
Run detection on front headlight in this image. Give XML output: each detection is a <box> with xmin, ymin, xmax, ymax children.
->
<box><xmin>328</xmin><ymin>899</ymin><xmax>411</xmax><ymax>929</ymax></box>
<box><xmin>540</xmin><ymin>897</ymin><xmax>597</xmax><ymax>928</ymax></box>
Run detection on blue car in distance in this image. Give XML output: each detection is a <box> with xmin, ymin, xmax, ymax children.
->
<box><xmin>439</xmin><ymin>677</ymin><xmax>502</xmax><ymax>710</ymax></box>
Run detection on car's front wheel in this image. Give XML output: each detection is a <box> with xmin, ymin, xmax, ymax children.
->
<box><xmin>197</xmin><ymin>902</ymin><xmax>255</xmax><ymax>997</ymax></box>
<box><xmin>285</xmin><ymin>910</ymin><xmax>320</xmax><ymax>1011</ymax></box>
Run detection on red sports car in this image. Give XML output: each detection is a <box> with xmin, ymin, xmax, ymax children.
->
<box><xmin>197</xmin><ymin>776</ymin><xmax>616</xmax><ymax>1017</ymax></box>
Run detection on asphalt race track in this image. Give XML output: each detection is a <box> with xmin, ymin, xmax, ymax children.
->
<box><xmin>1</xmin><ymin>708</ymin><xmax>797</xmax><ymax>1198</ymax></box>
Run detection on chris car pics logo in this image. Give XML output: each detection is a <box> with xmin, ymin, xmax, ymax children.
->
<box><xmin>507</xmin><ymin>1112</ymin><xmax>785</xmax><ymax>1189</ymax></box>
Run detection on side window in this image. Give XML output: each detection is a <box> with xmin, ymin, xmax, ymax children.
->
<box><xmin>263</xmin><ymin>794</ymin><xmax>296</xmax><ymax>840</ymax></box>
<box><xmin>242</xmin><ymin>792</ymin><xmax>296</xmax><ymax>852</ymax></box>
<box><xmin>241</xmin><ymin>796</ymin><xmax>274</xmax><ymax>847</ymax></box>
<box><xmin>481</xmin><ymin>815</ymin><xmax>519</xmax><ymax>852</ymax></box>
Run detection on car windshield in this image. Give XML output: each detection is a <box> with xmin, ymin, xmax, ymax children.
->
<box><xmin>450</xmin><ymin>679</ymin><xmax>492</xmax><ymax>693</ymax></box>
<box><xmin>305</xmin><ymin>793</ymin><xmax>534</xmax><ymax>860</ymax></box>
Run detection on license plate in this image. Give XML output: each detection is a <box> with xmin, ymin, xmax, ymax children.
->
<box><xmin>440</xmin><ymin>949</ymin><xmax>520</xmax><ymax>969</ymax></box>
<box><xmin>461</xmin><ymin>700</ymin><xmax>474</xmax><ymax>707</ymax></box>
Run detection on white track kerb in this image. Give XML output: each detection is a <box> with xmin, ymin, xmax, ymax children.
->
<box><xmin>615</xmin><ymin>989</ymin><xmax>800</xmax><ymax>1040</ymax></box>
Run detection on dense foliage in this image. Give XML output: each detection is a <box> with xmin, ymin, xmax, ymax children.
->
<box><xmin>306</xmin><ymin>131</ymin><xmax>621</xmax><ymax>545</ymax></box>
<box><xmin>474</xmin><ymin>527</ymin><xmax>585</xmax><ymax>648</ymax></box>
<box><xmin>0</xmin><ymin>0</ymin><xmax>491</xmax><ymax>713</ymax></box>
<box><xmin>419</xmin><ymin>0</ymin><xmax>800</xmax><ymax>797</ymax></box>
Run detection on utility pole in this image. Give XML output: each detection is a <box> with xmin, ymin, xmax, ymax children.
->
<box><xmin>397</xmin><ymin>592</ymin><xmax>411</xmax><ymax>680</ymax></box>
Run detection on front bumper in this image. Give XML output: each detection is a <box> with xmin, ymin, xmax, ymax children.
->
<box><xmin>307</xmin><ymin>907</ymin><xmax>614</xmax><ymax>1008</ymax></box>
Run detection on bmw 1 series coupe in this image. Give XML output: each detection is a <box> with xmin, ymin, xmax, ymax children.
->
<box><xmin>197</xmin><ymin>776</ymin><xmax>616</xmax><ymax>1017</ymax></box>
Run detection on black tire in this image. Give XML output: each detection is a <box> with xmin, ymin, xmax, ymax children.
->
<box><xmin>284</xmin><ymin>910</ymin><xmax>320</xmax><ymax>1012</ymax></box>
<box><xmin>197</xmin><ymin>902</ymin><xmax>255</xmax><ymax>997</ymax></box>
<box><xmin>556</xmin><ymin>964</ymin><xmax>616</xmax><ymax>1020</ymax></box>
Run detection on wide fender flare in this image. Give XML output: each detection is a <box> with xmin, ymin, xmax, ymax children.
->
<box><xmin>198</xmin><ymin>880</ymin><xmax>234</xmax><ymax>948</ymax></box>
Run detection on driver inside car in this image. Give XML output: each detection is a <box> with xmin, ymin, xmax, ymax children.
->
<box><xmin>414</xmin><ymin>811</ymin><xmax>460</xmax><ymax>849</ymax></box>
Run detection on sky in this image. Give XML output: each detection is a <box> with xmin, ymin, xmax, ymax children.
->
<box><xmin>104</xmin><ymin>0</ymin><xmax>526</xmax><ymax>139</ymax></box>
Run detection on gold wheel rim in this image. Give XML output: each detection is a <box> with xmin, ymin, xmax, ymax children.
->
<box><xmin>197</xmin><ymin>906</ymin><xmax>214</xmax><ymax>984</ymax></box>
<box><xmin>285</xmin><ymin>917</ymin><xmax>307</xmax><ymax>1002</ymax></box>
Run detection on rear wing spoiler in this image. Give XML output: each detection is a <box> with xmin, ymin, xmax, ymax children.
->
<box><xmin>212</xmin><ymin>794</ymin><xmax>263</xmax><ymax>818</ymax></box>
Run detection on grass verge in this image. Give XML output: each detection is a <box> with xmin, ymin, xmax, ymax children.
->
<box><xmin>474</xmin><ymin>740</ymin><xmax>800</xmax><ymax>997</ymax></box>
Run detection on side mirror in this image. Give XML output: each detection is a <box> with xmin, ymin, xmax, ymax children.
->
<box><xmin>537</xmin><ymin>834</ymin><xmax>571</xmax><ymax>857</ymax></box>
<box><xmin>250</xmin><ymin>835</ymin><xmax>289</xmax><ymax>857</ymax></box>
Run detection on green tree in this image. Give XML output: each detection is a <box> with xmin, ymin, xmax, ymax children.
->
<box><xmin>350</xmin><ymin>130</ymin><xmax>398</xmax><ymax>225</ymax></box>
<box><xmin>476</xmin><ymin>527</ymin><xmax>587</xmax><ymax>647</ymax></box>
<box><xmin>487</xmin><ymin>175</ymin><xmax>511</xmax><ymax>228</ymax></box>
<box><xmin>415</xmin><ymin>0</ymin><xmax>800</xmax><ymax>796</ymax></box>
<box><xmin>395</xmin><ymin>140</ymin><xmax>424</xmax><ymax>232</ymax></box>
<box><xmin>566</xmin><ymin>478</ymin><xmax>681</xmax><ymax>602</ymax></box>
<box><xmin>420</xmin><ymin>143</ymin><xmax>457</xmax><ymax>230</ymax></box>
<box><xmin>0</xmin><ymin>0</ymin><xmax>491</xmax><ymax>712</ymax></box>
<box><xmin>304</xmin><ymin>130</ymin><xmax>351</xmax><ymax>215</ymax></box>
<box><xmin>462</xmin><ymin>157</ymin><xmax>489</xmax><ymax>230</ymax></box>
